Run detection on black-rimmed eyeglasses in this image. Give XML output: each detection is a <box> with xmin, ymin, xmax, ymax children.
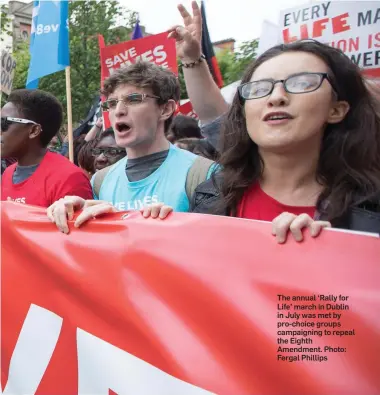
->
<box><xmin>91</xmin><ymin>147</ymin><xmax>125</xmax><ymax>158</ymax></box>
<box><xmin>238</xmin><ymin>72</ymin><xmax>336</xmax><ymax>100</ymax></box>
<box><xmin>101</xmin><ymin>93</ymin><xmax>161</xmax><ymax>110</ymax></box>
<box><xmin>1</xmin><ymin>116</ymin><xmax>41</xmax><ymax>132</ymax></box>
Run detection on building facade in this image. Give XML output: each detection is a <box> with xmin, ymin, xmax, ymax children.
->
<box><xmin>213</xmin><ymin>38</ymin><xmax>236</xmax><ymax>54</ymax></box>
<box><xmin>0</xmin><ymin>1</ymin><xmax>33</xmax><ymax>52</ymax></box>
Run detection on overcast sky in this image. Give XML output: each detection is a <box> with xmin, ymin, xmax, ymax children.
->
<box><xmin>119</xmin><ymin>0</ymin><xmax>313</xmax><ymax>44</ymax></box>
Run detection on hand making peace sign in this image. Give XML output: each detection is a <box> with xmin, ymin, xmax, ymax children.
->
<box><xmin>168</xmin><ymin>1</ymin><xmax>202</xmax><ymax>63</ymax></box>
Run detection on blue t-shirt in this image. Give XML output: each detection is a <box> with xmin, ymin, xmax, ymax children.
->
<box><xmin>91</xmin><ymin>144</ymin><xmax>215</xmax><ymax>212</ymax></box>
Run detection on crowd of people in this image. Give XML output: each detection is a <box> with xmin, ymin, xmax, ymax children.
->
<box><xmin>2</xmin><ymin>1</ymin><xmax>380</xmax><ymax>241</ymax></box>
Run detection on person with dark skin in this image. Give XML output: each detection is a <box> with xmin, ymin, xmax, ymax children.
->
<box><xmin>77</xmin><ymin>129</ymin><xmax>126</xmax><ymax>179</ymax></box>
<box><xmin>1</xmin><ymin>89</ymin><xmax>93</xmax><ymax>207</ymax></box>
<box><xmin>92</xmin><ymin>128</ymin><xmax>126</xmax><ymax>172</ymax></box>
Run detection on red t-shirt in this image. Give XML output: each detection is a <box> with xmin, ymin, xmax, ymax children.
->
<box><xmin>237</xmin><ymin>183</ymin><xmax>315</xmax><ymax>221</ymax></box>
<box><xmin>1</xmin><ymin>151</ymin><xmax>93</xmax><ymax>207</ymax></box>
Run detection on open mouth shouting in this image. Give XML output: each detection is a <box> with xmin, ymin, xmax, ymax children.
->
<box><xmin>115</xmin><ymin>121</ymin><xmax>132</xmax><ymax>135</ymax></box>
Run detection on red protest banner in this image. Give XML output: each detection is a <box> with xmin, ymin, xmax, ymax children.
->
<box><xmin>178</xmin><ymin>101</ymin><xmax>199</xmax><ymax>120</ymax></box>
<box><xmin>279</xmin><ymin>2</ymin><xmax>380</xmax><ymax>77</ymax></box>
<box><xmin>99</xmin><ymin>33</ymin><xmax>178</xmax><ymax>128</ymax></box>
<box><xmin>100</xmin><ymin>32</ymin><xmax>177</xmax><ymax>80</ymax></box>
<box><xmin>1</xmin><ymin>202</ymin><xmax>379</xmax><ymax>395</ymax></box>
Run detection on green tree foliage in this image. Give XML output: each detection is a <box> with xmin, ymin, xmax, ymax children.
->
<box><xmin>1</xmin><ymin>4</ymin><xmax>12</xmax><ymax>41</ymax></box>
<box><xmin>11</xmin><ymin>0</ymin><xmax>137</xmax><ymax>123</ymax></box>
<box><xmin>216</xmin><ymin>39</ymin><xmax>258</xmax><ymax>86</ymax></box>
<box><xmin>177</xmin><ymin>39</ymin><xmax>258</xmax><ymax>101</ymax></box>
<box><xmin>12</xmin><ymin>41</ymin><xmax>31</xmax><ymax>90</ymax></box>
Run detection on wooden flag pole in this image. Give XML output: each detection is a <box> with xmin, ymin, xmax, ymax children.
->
<box><xmin>65</xmin><ymin>66</ymin><xmax>74</xmax><ymax>163</ymax></box>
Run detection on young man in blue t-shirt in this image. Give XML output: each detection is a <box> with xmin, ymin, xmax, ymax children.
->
<box><xmin>47</xmin><ymin>61</ymin><xmax>216</xmax><ymax>233</ymax></box>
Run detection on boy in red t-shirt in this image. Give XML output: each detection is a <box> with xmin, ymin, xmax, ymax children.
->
<box><xmin>1</xmin><ymin>89</ymin><xmax>93</xmax><ymax>207</ymax></box>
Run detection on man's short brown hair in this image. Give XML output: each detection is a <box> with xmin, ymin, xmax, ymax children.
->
<box><xmin>102</xmin><ymin>62</ymin><xmax>180</xmax><ymax>132</ymax></box>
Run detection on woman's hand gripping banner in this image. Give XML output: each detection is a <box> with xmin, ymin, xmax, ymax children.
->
<box><xmin>1</xmin><ymin>202</ymin><xmax>379</xmax><ymax>395</ymax></box>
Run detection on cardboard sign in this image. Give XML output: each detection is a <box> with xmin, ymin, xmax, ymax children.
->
<box><xmin>1</xmin><ymin>51</ymin><xmax>16</xmax><ymax>95</ymax></box>
<box><xmin>1</xmin><ymin>202</ymin><xmax>380</xmax><ymax>395</ymax></box>
<box><xmin>99</xmin><ymin>32</ymin><xmax>178</xmax><ymax>129</ymax></box>
<box><xmin>279</xmin><ymin>1</ymin><xmax>380</xmax><ymax>77</ymax></box>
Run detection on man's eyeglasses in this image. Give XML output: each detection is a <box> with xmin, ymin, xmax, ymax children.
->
<box><xmin>91</xmin><ymin>147</ymin><xmax>125</xmax><ymax>158</ymax></box>
<box><xmin>101</xmin><ymin>93</ymin><xmax>161</xmax><ymax>110</ymax></box>
<box><xmin>238</xmin><ymin>72</ymin><xmax>336</xmax><ymax>100</ymax></box>
<box><xmin>1</xmin><ymin>116</ymin><xmax>40</xmax><ymax>132</ymax></box>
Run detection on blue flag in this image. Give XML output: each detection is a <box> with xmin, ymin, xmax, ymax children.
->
<box><xmin>26</xmin><ymin>0</ymin><xmax>70</xmax><ymax>89</ymax></box>
<box><xmin>131</xmin><ymin>20</ymin><xmax>143</xmax><ymax>40</ymax></box>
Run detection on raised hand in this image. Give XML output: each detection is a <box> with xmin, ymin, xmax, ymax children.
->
<box><xmin>167</xmin><ymin>1</ymin><xmax>202</xmax><ymax>62</ymax></box>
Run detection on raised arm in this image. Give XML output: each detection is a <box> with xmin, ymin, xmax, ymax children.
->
<box><xmin>168</xmin><ymin>1</ymin><xmax>228</xmax><ymax>124</ymax></box>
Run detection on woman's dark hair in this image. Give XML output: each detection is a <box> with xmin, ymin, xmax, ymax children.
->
<box><xmin>77</xmin><ymin>129</ymin><xmax>112</xmax><ymax>174</ymax></box>
<box><xmin>176</xmin><ymin>137</ymin><xmax>218</xmax><ymax>160</ymax></box>
<box><xmin>217</xmin><ymin>40</ymin><xmax>380</xmax><ymax>220</ymax></box>
<box><xmin>100</xmin><ymin>127</ymin><xmax>116</xmax><ymax>139</ymax></box>
<box><xmin>78</xmin><ymin>139</ymin><xmax>97</xmax><ymax>174</ymax></box>
<box><xmin>78</xmin><ymin>128</ymin><xmax>125</xmax><ymax>174</ymax></box>
<box><xmin>67</xmin><ymin>134</ymin><xmax>87</xmax><ymax>166</ymax></box>
<box><xmin>169</xmin><ymin>115</ymin><xmax>202</xmax><ymax>141</ymax></box>
<box><xmin>366</xmin><ymin>78</ymin><xmax>380</xmax><ymax>106</ymax></box>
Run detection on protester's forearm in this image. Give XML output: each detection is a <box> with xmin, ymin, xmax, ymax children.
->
<box><xmin>183</xmin><ymin>61</ymin><xmax>228</xmax><ymax>124</ymax></box>
<box><xmin>85</xmin><ymin>124</ymin><xmax>100</xmax><ymax>142</ymax></box>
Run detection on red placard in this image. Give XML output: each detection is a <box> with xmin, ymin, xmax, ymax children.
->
<box><xmin>100</xmin><ymin>32</ymin><xmax>177</xmax><ymax>79</ymax></box>
<box><xmin>1</xmin><ymin>202</ymin><xmax>380</xmax><ymax>395</ymax></box>
<box><xmin>99</xmin><ymin>33</ymin><xmax>178</xmax><ymax>128</ymax></box>
<box><xmin>178</xmin><ymin>101</ymin><xmax>199</xmax><ymax>120</ymax></box>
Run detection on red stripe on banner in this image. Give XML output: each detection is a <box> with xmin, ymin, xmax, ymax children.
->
<box><xmin>363</xmin><ymin>69</ymin><xmax>380</xmax><ymax>78</ymax></box>
<box><xmin>201</xmin><ymin>1</ymin><xmax>224</xmax><ymax>89</ymax></box>
<box><xmin>211</xmin><ymin>56</ymin><xmax>224</xmax><ymax>88</ymax></box>
<box><xmin>1</xmin><ymin>203</ymin><xmax>380</xmax><ymax>394</ymax></box>
<box><xmin>98</xmin><ymin>34</ymin><xmax>110</xmax><ymax>128</ymax></box>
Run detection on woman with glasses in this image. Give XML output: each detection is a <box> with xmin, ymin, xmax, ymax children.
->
<box><xmin>92</xmin><ymin>129</ymin><xmax>126</xmax><ymax>172</ymax></box>
<box><xmin>78</xmin><ymin>128</ymin><xmax>126</xmax><ymax>178</ymax></box>
<box><xmin>189</xmin><ymin>40</ymin><xmax>380</xmax><ymax>239</ymax></box>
